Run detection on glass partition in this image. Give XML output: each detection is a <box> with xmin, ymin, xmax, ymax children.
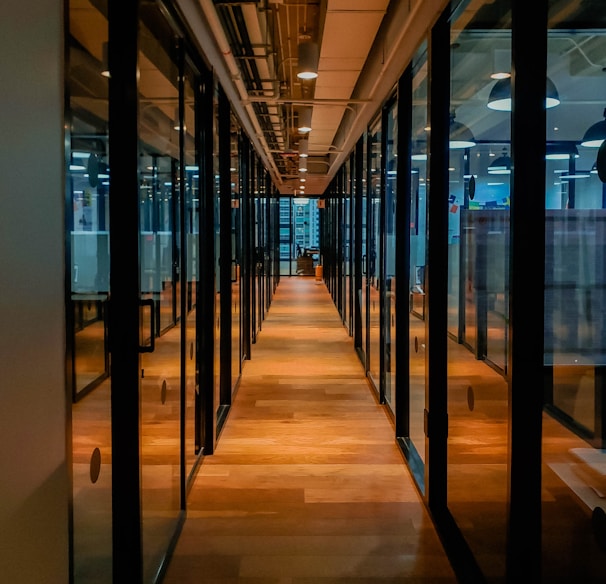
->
<box><xmin>279</xmin><ymin>197</ymin><xmax>293</xmax><ymax>275</ymax></box>
<box><xmin>357</xmin><ymin>135</ymin><xmax>368</xmax><ymax>369</ymax></box>
<box><xmin>446</xmin><ymin>4</ymin><xmax>511</xmax><ymax>580</ymax></box>
<box><xmin>253</xmin><ymin>175</ymin><xmax>266</xmax><ymax>336</ymax></box>
<box><xmin>342</xmin><ymin>159</ymin><xmax>352</xmax><ymax>333</ymax></box>
<box><xmin>368</xmin><ymin>117</ymin><xmax>382</xmax><ymax>392</ymax></box>
<box><xmin>385</xmin><ymin>99</ymin><xmax>397</xmax><ymax>410</ymax></box>
<box><xmin>67</xmin><ymin>1</ymin><xmax>113</xmax><ymax>580</ymax></box>
<box><xmin>214</xmin><ymin>83</ymin><xmax>223</xmax><ymax>429</ymax></box>
<box><xmin>408</xmin><ymin>44</ymin><xmax>429</xmax><ymax>477</ymax></box>
<box><xmin>137</xmin><ymin>7</ymin><xmax>183</xmax><ymax>579</ymax></box>
<box><xmin>183</xmin><ymin>65</ymin><xmax>200</xmax><ymax>482</ymax></box>
<box><xmin>231</xmin><ymin>123</ymin><xmax>242</xmax><ymax>390</ymax></box>
<box><xmin>541</xmin><ymin>3</ymin><xmax>606</xmax><ymax>580</ymax></box>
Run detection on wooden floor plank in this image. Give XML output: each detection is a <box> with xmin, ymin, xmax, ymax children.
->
<box><xmin>162</xmin><ymin>277</ymin><xmax>458</xmax><ymax>583</ymax></box>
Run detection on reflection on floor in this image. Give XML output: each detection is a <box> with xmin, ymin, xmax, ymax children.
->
<box><xmin>162</xmin><ymin>277</ymin><xmax>458</xmax><ymax>583</ymax></box>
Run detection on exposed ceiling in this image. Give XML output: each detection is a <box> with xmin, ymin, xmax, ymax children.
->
<box><xmin>68</xmin><ymin>1</ymin><xmax>606</xmax><ymax>200</ymax></box>
<box><xmin>68</xmin><ymin>0</ymin><xmax>446</xmax><ymax>196</ymax></box>
<box><xmin>182</xmin><ymin>0</ymin><xmax>447</xmax><ymax>195</ymax></box>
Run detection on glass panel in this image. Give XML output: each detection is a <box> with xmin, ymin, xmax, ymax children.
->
<box><xmin>257</xmin><ymin>194</ymin><xmax>265</xmax><ymax>326</ymax></box>
<box><xmin>368</xmin><ymin>119</ymin><xmax>382</xmax><ymax>390</ymax></box>
<box><xmin>279</xmin><ymin>197</ymin><xmax>293</xmax><ymax>275</ymax></box>
<box><xmin>293</xmin><ymin>197</ymin><xmax>320</xmax><ymax>275</ymax></box>
<box><xmin>138</xmin><ymin>7</ymin><xmax>182</xmax><ymax>579</ymax></box>
<box><xmin>385</xmin><ymin>101</ymin><xmax>397</xmax><ymax>410</ymax></box>
<box><xmin>342</xmin><ymin>163</ymin><xmax>352</xmax><ymax>333</ymax></box>
<box><xmin>253</xmin><ymin>187</ymin><xmax>261</xmax><ymax>338</ymax></box>
<box><xmin>214</xmin><ymin>83</ymin><xmax>222</xmax><ymax>425</ymax></box>
<box><xmin>231</xmin><ymin>124</ymin><xmax>242</xmax><ymax>389</ymax></box>
<box><xmin>359</xmin><ymin>136</ymin><xmax>368</xmax><ymax>367</ymax></box>
<box><xmin>183</xmin><ymin>67</ymin><xmax>199</xmax><ymax>479</ymax></box>
<box><xmin>70</xmin><ymin>131</ymin><xmax>110</xmax><ymax>399</ymax></box>
<box><xmin>68</xmin><ymin>1</ymin><xmax>112</xmax><ymax>580</ymax></box>
<box><xmin>446</xmin><ymin>4</ymin><xmax>511</xmax><ymax>581</ymax></box>
<box><xmin>409</xmin><ymin>44</ymin><xmax>429</xmax><ymax>473</ymax></box>
<box><xmin>542</xmin><ymin>3</ymin><xmax>606</xmax><ymax>581</ymax></box>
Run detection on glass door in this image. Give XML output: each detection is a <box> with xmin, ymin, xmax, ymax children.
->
<box><xmin>368</xmin><ymin>117</ymin><xmax>382</xmax><ymax>393</ymax></box>
<box><xmin>279</xmin><ymin>197</ymin><xmax>294</xmax><ymax>275</ymax></box>
<box><xmin>67</xmin><ymin>2</ymin><xmax>112</xmax><ymax>579</ymax></box>
<box><xmin>231</xmin><ymin>125</ymin><xmax>242</xmax><ymax>389</ymax></box>
<box><xmin>407</xmin><ymin>44</ymin><xmax>429</xmax><ymax>484</ymax></box>
<box><xmin>183</xmin><ymin>61</ymin><xmax>200</xmax><ymax>483</ymax></box>
<box><xmin>355</xmin><ymin>137</ymin><xmax>368</xmax><ymax>368</ymax></box>
<box><xmin>541</xmin><ymin>4</ymin><xmax>606</xmax><ymax>581</ymax></box>
<box><xmin>446</xmin><ymin>6</ymin><xmax>511</xmax><ymax>580</ymax></box>
<box><xmin>385</xmin><ymin>99</ymin><xmax>397</xmax><ymax>410</ymax></box>
<box><xmin>137</xmin><ymin>10</ymin><xmax>184</xmax><ymax>580</ymax></box>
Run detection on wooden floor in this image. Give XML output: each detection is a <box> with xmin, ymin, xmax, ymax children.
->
<box><xmin>162</xmin><ymin>276</ymin><xmax>459</xmax><ymax>584</ymax></box>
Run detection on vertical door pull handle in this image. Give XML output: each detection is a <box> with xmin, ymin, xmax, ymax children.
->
<box><xmin>139</xmin><ymin>298</ymin><xmax>155</xmax><ymax>353</ymax></box>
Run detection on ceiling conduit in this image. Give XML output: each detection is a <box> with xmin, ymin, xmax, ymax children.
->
<box><xmin>241</xmin><ymin>4</ymin><xmax>283</xmax><ymax>143</ymax></box>
<box><xmin>175</xmin><ymin>0</ymin><xmax>284</xmax><ymax>186</ymax></box>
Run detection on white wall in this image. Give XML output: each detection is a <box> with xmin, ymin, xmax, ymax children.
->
<box><xmin>0</xmin><ymin>1</ymin><xmax>69</xmax><ymax>582</ymax></box>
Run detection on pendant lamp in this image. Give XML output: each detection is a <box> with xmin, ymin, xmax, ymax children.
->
<box><xmin>545</xmin><ymin>143</ymin><xmax>579</xmax><ymax>160</ymax></box>
<box><xmin>488</xmin><ymin>148</ymin><xmax>512</xmax><ymax>174</ymax></box>
<box><xmin>298</xmin><ymin>138</ymin><xmax>309</xmax><ymax>158</ymax></box>
<box><xmin>449</xmin><ymin>112</ymin><xmax>475</xmax><ymax>149</ymax></box>
<box><xmin>297</xmin><ymin>40</ymin><xmax>319</xmax><ymax>80</ymax></box>
<box><xmin>487</xmin><ymin>76</ymin><xmax>560</xmax><ymax>111</ymax></box>
<box><xmin>581</xmin><ymin>109</ymin><xmax>606</xmax><ymax>148</ymax></box>
<box><xmin>298</xmin><ymin>107</ymin><xmax>312</xmax><ymax>133</ymax></box>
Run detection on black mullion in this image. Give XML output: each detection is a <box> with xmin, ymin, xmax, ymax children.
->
<box><xmin>108</xmin><ymin>1</ymin><xmax>143</xmax><ymax>582</ymax></box>
<box><xmin>426</xmin><ymin>6</ymin><xmax>449</xmax><ymax>512</ymax></box>
<box><xmin>379</xmin><ymin>98</ymin><xmax>393</xmax><ymax>405</ymax></box>
<box><xmin>396</xmin><ymin>65</ymin><xmax>412</xmax><ymax>440</ymax></box>
<box><xmin>218</xmin><ymin>85</ymin><xmax>232</xmax><ymax>415</ymax></box>
<box><xmin>200</xmin><ymin>69</ymin><xmax>216</xmax><ymax>455</ymax></box>
<box><xmin>177</xmin><ymin>38</ymin><xmax>187</xmax><ymax>508</ymax></box>
<box><xmin>354</xmin><ymin>138</ymin><xmax>363</xmax><ymax>355</ymax></box>
<box><xmin>507</xmin><ymin>0</ymin><xmax>547</xmax><ymax>579</ymax></box>
<box><xmin>250</xmin><ymin>162</ymin><xmax>257</xmax><ymax>342</ymax></box>
<box><xmin>240</xmin><ymin>134</ymin><xmax>251</xmax><ymax>361</ymax></box>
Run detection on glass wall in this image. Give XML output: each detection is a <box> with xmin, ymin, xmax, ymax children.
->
<box><xmin>342</xmin><ymin>158</ymin><xmax>352</xmax><ymax>334</ymax></box>
<box><xmin>357</xmin><ymin>135</ymin><xmax>368</xmax><ymax>369</ymax></box>
<box><xmin>541</xmin><ymin>3</ymin><xmax>606</xmax><ymax>581</ymax></box>
<box><xmin>279</xmin><ymin>197</ymin><xmax>293</xmax><ymax>274</ymax></box>
<box><xmin>368</xmin><ymin>117</ymin><xmax>382</xmax><ymax>392</ymax></box>
<box><xmin>408</xmin><ymin>43</ymin><xmax>429</xmax><ymax>478</ymax></box>
<box><xmin>446</xmin><ymin>4</ymin><xmax>511</xmax><ymax>581</ymax></box>
<box><xmin>183</xmin><ymin>62</ymin><xmax>200</xmax><ymax>483</ymax></box>
<box><xmin>213</xmin><ymin>82</ymin><xmax>223</xmax><ymax>430</ymax></box>
<box><xmin>385</xmin><ymin>99</ymin><xmax>397</xmax><ymax>410</ymax></box>
<box><xmin>137</xmin><ymin>7</ymin><xmax>184</xmax><ymax>578</ymax></box>
<box><xmin>231</xmin><ymin>122</ymin><xmax>242</xmax><ymax>391</ymax></box>
<box><xmin>67</xmin><ymin>1</ymin><xmax>112</xmax><ymax>580</ymax></box>
<box><xmin>256</xmin><ymin>185</ymin><xmax>266</xmax><ymax>328</ymax></box>
<box><xmin>277</xmin><ymin>196</ymin><xmax>321</xmax><ymax>277</ymax></box>
<box><xmin>68</xmin><ymin>1</ymin><xmax>206</xmax><ymax>581</ymax></box>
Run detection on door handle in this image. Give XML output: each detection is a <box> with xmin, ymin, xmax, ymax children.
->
<box><xmin>139</xmin><ymin>298</ymin><xmax>155</xmax><ymax>353</ymax></box>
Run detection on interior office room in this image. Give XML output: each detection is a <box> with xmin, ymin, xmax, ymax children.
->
<box><xmin>3</xmin><ymin>0</ymin><xmax>606</xmax><ymax>583</ymax></box>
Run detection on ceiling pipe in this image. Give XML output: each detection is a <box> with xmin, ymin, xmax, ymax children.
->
<box><xmin>241</xmin><ymin>4</ymin><xmax>283</xmax><ymax>142</ymax></box>
<box><xmin>175</xmin><ymin>0</ymin><xmax>283</xmax><ymax>185</ymax></box>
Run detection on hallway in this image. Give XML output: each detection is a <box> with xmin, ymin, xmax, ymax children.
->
<box><xmin>162</xmin><ymin>276</ymin><xmax>458</xmax><ymax>583</ymax></box>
